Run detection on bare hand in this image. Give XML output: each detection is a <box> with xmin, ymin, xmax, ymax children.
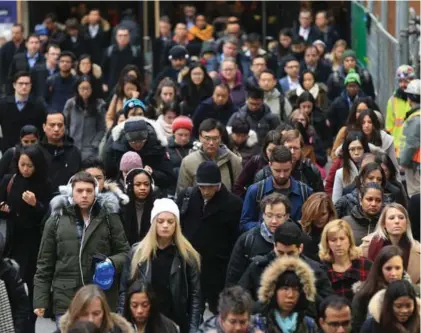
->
<box><xmin>0</xmin><ymin>202</ymin><xmax>10</xmax><ymax>213</ymax></box>
<box><xmin>34</xmin><ymin>308</ymin><xmax>45</xmax><ymax>317</ymax></box>
<box><xmin>144</xmin><ymin>165</ymin><xmax>153</xmax><ymax>174</ymax></box>
<box><xmin>22</xmin><ymin>191</ymin><xmax>36</xmax><ymax>207</ymax></box>
<box><xmin>102</xmin><ymin>84</ymin><xmax>108</xmax><ymax>92</ymax></box>
<box><xmin>131</xmin><ymin>90</ymin><xmax>140</xmax><ymax>98</ymax></box>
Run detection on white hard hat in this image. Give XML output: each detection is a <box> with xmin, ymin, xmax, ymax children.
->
<box><xmin>405</xmin><ymin>79</ymin><xmax>421</xmax><ymax>95</ymax></box>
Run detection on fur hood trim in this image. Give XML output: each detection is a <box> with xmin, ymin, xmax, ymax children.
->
<box><xmin>50</xmin><ymin>184</ymin><xmax>121</xmax><ymax>216</ymax></box>
<box><xmin>111</xmin><ymin>116</ymin><xmax>168</xmax><ymax>147</ymax></box>
<box><xmin>226</xmin><ymin>126</ymin><xmax>259</xmax><ymax>147</ymax></box>
<box><xmin>368</xmin><ymin>289</ymin><xmax>421</xmax><ymax>323</ymax></box>
<box><xmin>104</xmin><ymin>180</ymin><xmax>130</xmax><ymax>205</ymax></box>
<box><xmin>258</xmin><ymin>256</ymin><xmax>317</xmax><ymax>303</ymax></box>
<box><xmin>81</xmin><ymin>15</ymin><xmax>111</xmax><ymax>32</ymax></box>
<box><xmin>59</xmin><ymin>312</ymin><xmax>134</xmax><ymax>333</ymax></box>
<box><xmin>352</xmin><ymin>272</ymin><xmax>413</xmax><ymax>294</ymax></box>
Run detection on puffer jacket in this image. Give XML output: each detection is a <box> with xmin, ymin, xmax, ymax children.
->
<box><xmin>343</xmin><ymin>205</ymin><xmax>379</xmax><ymax>246</ymax></box>
<box><xmin>33</xmin><ymin>190</ymin><xmax>130</xmax><ymax>315</ymax></box>
<box><xmin>103</xmin><ymin>116</ymin><xmax>176</xmax><ymax>190</ymax></box>
<box><xmin>254</xmin><ymin>256</ymin><xmax>319</xmax><ymax>330</ymax></box>
<box><xmin>55</xmin><ymin>312</ymin><xmax>134</xmax><ymax>333</ymax></box>
<box><xmin>166</xmin><ymin>136</ymin><xmax>194</xmax><ymax>177</ymax></box>
<box><xmin>360</xmin><ymin>288</ymin><xmax>421</xmax><ymax>333</ymax></box>
<box><xmin>226</xmin><ymin>127</ymin><xmax>260</xmax><ymax>165</ymax></box>
<box><xmin>118</xmin><ymin>245</ymin><xmax>201</xmax><ymax>333</ymax></box>
<box><xmin>227</xmin><ymin>104</ymin><xmax>281</xmax><ymax>144</ymax></box>
<box><xmin>176</xmin><ymin>144</ymin><xmax>242</xmax><ymax>195</ymax></box>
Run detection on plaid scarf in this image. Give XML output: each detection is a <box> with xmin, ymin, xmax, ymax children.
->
<box><xmin>0</xmin><ymin>279</ymin><xmax>15</xmax><ymax>333</ymax></box>
<box><xmin>260</xmin><ymin>222</ymin><xmax>274</xmax><ymax>244</ymax></box>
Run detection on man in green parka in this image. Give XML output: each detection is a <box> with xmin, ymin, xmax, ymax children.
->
<box><xmin>33</xmin><ymin>171</ymin><xmax>130</xmax><ymax>321</ymax></box>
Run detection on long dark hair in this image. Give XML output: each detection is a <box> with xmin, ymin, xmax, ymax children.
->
<box><xmin>116</xmin><ymin>75</ymin><xmax>143</xmax><ymax>100</ymax></box>
<box><xmin>375</xmin><ymin>151</ymin><xmax>397</xmax><ymax>181</ymax></box>
<box><xmin>183</xmin><ymin>62</ymin><xmax>213</xmax><ymax>92</ymax></box>
<box><xmin>298</xmin><ymin>70</ymin><xmax>316</xmax><ymax>90</ymax></box>
<box><xmin>261</xmin><ymin>130</ymin><xmax>282</xmax><ymax>160</ymax></box>
<box><xmin>15</xmin><ymin>144</ymin><xmax>48</xmax><ymax>181</ymax></box>
<box><xmin>356</xmin><ymin>245</ymin><xmax>404</xmax><ymax>305</ymax></box>
<box><xmin>124</xmin><ymin>280</ymin><xmax>175</xmax><ymax>333</ymax></box>
<box><xmin>379</xmin><ymin>280</ymin><xmax>420</xmax><ymax>333</ymax></box>
<box><xmin>75</xmin><ymin>75</ymin><xmax>98</xmax><ymax>113</ymax></box>
<box><xmin>357</xmin><ymin>109</ymin><xmax>383</xmax><ymax>147</ymax></box>
<box><xmin>76</xmin><ymin>54</ymin><xmax>93</xmax><ymax>76</ymax></box>
<box><xmin>342</xmin><ymin>131</ymin><xmax>370</xmax><ymax>185</ymax></box>
<box><xmin>295</xmin><ymin>91</ymin><xmax>316</xmax><ymax>112</ymax></box>
<box><xmin>356</xmin><ymin>162</ymin><xmax>386</xmax><ymax>189</ymax></box>
<box><xmin>346</xmin><ymin>97</ymin><xmax>377</xmax><ymax>129</ymax></box>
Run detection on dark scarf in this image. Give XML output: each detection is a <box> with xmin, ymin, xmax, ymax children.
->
<box><xmin>368</xmin><ymin>236</ymin><xmax>411</xmax><ymax>268</ymax></box>
<box><xmin>394</xmin><ymin>87</ymin><xmax>408</xmax><ymax>101</ymax></box>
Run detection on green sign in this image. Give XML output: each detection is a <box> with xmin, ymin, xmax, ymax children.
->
<box><xmin>351</xmin><ymin>1</ymin><xmax>367</xmax><ymax>67</ymax></box>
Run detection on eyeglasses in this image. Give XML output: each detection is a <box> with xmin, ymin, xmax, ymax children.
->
<box><xmin>348</xmin><ymin>146</ymin><xmax>364</xmax><ymax>153</ymax></box>
<box><xmin>129</xmin><ymin>139</ymin><xmax>146</xmax><ymax>144</ymax></box>
<box><xmin>326</xmin><ymin>320</ymin><xmax>351</xmax><ymax>328</ymax></box>
<box><xmin>202</xmin><ymin>136</ymin><xmax>220</xmax><ymax>142</ymax></box>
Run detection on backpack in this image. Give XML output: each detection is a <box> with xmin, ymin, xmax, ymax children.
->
<box><xmin>180</xmin><ymin>187</ymin><xmax>194</xmax><ymax>216</ymax></box>
<box><xmin>106</xmin><ymin>45</ymin><xmax>140</xmax><ymax>58</ymax></box>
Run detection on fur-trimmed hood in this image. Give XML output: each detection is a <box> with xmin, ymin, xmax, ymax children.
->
<box><xmin>111</xmin><ymin>116</ymin><xmax>168</xmax><ymax>147</ymax></box>
<box><xmin>50</xmin><ymin>183</ymin><xmax>121</xmax><ymax>216</ymax></box>
<box><xmin>368</xmin><ymin>289</ymin><xmax>421</xmax><ymax>323</ymax></box>
<box><xmin>104</xmin><ymin>180</ymin><xmax>129</xmax><ymax>205</ymax></box>
<box><xmin>258</xmin><ymin>256</ymin><xmax>317</xmax><ymax>303</ymax></box>
<box><xmin>226</xmin><ymin>126</ymin><xmax>259</xmax><ymax>148</ymax></box>
<box><xmin>58</xmin><ymin>311</ymin><xmax>134</xmax><ymax>333</ymax></box>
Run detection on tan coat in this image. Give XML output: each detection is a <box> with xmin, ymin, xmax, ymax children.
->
<box><xmin>361</xmin><ymin>233</ymin><xmax>421</xmax><ymax>284</ymax></box>
<box><xmin>106</xmin><ymin>95</ymin><xmax>125</xmax><ymax>129</ymax></box>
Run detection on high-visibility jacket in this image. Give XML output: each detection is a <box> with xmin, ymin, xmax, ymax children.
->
<box><xmin>386</xmin><ymin>94</ymin><xmax>412</xmax><ymax>157</ymax></box>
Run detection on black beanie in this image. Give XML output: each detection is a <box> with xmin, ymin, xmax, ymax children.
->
<box><xmin>196</xmin><ymin>161</ymin><xmax>221</xmax><ymax>186</ymax></box>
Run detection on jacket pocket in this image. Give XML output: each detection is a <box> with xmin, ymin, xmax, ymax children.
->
<box><xmin>52</xmin><ymin>279</ymin><xmax>78</xmax><ymax>311</ymax></box>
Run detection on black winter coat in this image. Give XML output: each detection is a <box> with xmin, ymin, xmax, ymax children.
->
<box><xmin>0</xmin><ymin>95</ymin><xmax>46</xmax><ymax>152</ymax></box>
<box><xmin>103</xmin><ymin>119</ymin><xmax>176</xmax><ymax>191</ymax></box>
<box><xmin>225</xmin><ymin>226</ymin><xmax>273</xmax><ymax>287</ymax></box>
<box><xmin>180</xmin><ymin>81</ymin><xmax>214</xmax><ymax>118</ymax></box>
<box><xmin>167</xmin><ymin>136</ymin><xmax>193</xmax><ymax>177</ymax></box>
<box><xmin>227</xmin><ymin>104</ymin><xmax>281</xmax><ymax>144</ymax></box>
<box><xmin>40</xmin><ymin>136</ymin><xmax>82</xmax><ymax>192</ymax></box>
<box><xmin>300</xmin><ymin>60</ymin><xmax>332</xmax><ymax>85</ymax></box>
<box><xmin>60</xmin><ymin>35</ymin><xmax>88</xmax><ymax>60</ymax></box>
<box><xmin>176</xmin><ymin>185</ymin><xmax>241</xmax><ymax>261</ymax></box>
<box><xmin>120</xmin><ymin>194</ymin><xmax>155</xmax><ymax>246</ymax></box>
<box><xmin>233</xmin><ymin>154</ymin><xmax>268</xmax><ymax>198</ymax></box>
<box><xmin>239</xmin><ymin>251</ymin><xmax>333</xmax><ymax>304</ymax></box>
<box><xmin>192</xmin><ymin>97</ymin><xmax>236</xmax><ymax>138</ymax></box>
<box><xmin>0</xmin><ymin>258</ymin><xmax>29</xmax><ymax>333</ymax></box>
<box><xmin>118</xmin><ymin>246</ymin><xmax>201</xmax><ymax>333</ymax></box>
<box><xmin>254</xmin><ymin>159</ymin><xmax>325</xmax><ymax>193</ymax></box>
<box><xmin>30</xmin><ymin>63</ymin><xmax>58</xmax><ymax>99</ymax></box>
<box><xmin>0</xmin><ymin>40</ymin><xmax>25</xmax><ymax>88</ymax></box>
<box><xmin>82</xmin><ymin>25</ymin><xmax>110</xmax><ymax>65</ymax></box>
<box><xmin>309</xmin><ymin>106</ymin><xmax>332</xmax><ymax>150</ymax></box>
<box><xmin>0</xmin><ymin>145</ymin><xmax>19</xmax><ymax>181</ymax></box>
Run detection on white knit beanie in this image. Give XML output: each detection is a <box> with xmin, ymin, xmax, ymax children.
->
<box><xmin>150</xmin><ymin>198</ymin><xmax>180</xmax><ymax>224</ymax></box>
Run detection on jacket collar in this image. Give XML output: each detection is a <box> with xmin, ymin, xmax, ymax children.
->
<box><xmin>263</xmin><ymin>176</ymin><xmax>304</xmax><ymax>197</ymax></box>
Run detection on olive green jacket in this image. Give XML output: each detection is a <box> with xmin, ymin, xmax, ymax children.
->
<box><xmin>33</xmin><ymin>190</ymin><xmax>130</xmax><ymax>314</ymax></box>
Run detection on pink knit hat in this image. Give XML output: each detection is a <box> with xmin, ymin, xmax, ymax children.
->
<box><xmin>172</xmin><ymin>116</ymin><xmax>193</xmax><ymax>133</ymax></box>
<box><xmin>119</xmin><ymin>152</ymin><xmax>143</xmax><ymax>172</ymax></box>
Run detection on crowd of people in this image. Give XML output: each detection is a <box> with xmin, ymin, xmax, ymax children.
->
<box><xmin>0</xmin><ymin>4</ymin><xmax>419</xmax><ymax>333</ymax></box>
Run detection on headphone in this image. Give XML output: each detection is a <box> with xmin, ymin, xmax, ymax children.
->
<box><xmin>67</xmin><ymin>174</ymin><xmax>100</xmax><ymax>198</ymax></box>
<box><xmin>124</xmin><ymin>168</ymin><xmax>155</xmax><ymax>192</ymax></box>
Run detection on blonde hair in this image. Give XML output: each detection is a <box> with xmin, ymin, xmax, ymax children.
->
<box><xmin>289</xmin><ymin>109</ymin><xmax>310</xmax><ymax>127</ymax></box>
<box><xmin>130</xmin><ymin>212</ymin><xmax>201</xmax><ymax>278</ymax></box>
<box><xmin>319</xmin><ymin>219</ymin><xmax>362</xmax><ymax>262</ymax></box>
<box><xmin>300</xmin><ymin>192</ymin><xmax>337</xmax><ymax>233</ymax></box>
<box><xmin>332</xmin><ymin>39</ymin><xmax>347</xmax><ymax>65</ymax></box>
<box><xmin>66</xmin><ymin>285</ymin><xmax>113</xmax><ymax>332</ymax></box>
<box><xmin>373</xmin><ymin>203</ymin><xmax>415</xmax><ymax>246</ymax></box>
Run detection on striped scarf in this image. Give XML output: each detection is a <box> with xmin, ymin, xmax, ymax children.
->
<box><xmin>0</xmin><ymin>279</ymin><xmax>15</xmax><ymax>333</ymax></box>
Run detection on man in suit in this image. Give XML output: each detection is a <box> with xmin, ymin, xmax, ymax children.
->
<box><xmin>7</xmin><ymin>35</ymin><xmax>44</xmax><ymax>95</ymax></box>
<box><xmin>82</xmin><ymin>8</ymin><xmax>110</xmax><ymax>65</ymax></box>
<box><xmin>293</xmin><ymin>8</ymin><xmax>322</xmax><ymax>44</ymax></box>
<box><xmin>0</xmin><ymin>23</ymin><xmax>26</xmax><ymax>94</ymax></box>
<box><xmin>314</xmin><ymin>10</ymin><xmax>340</xmax><ymax>52</ymax></box>
<box><xmin>300</xmin><ymin>45</ymin><xmax>332</xmax><ymax>84</ymax></box>
<box><xmin>0</xmin><ymin>71</ymin><xmax>46</xmax><ymax>152</ymax></box>
<box><xmin>30</xmin><ymin>44</ymin><xmax>60</xmax><ymax>99</ymax></box>
<box><xmin>279</xmin><ymin>56</ymin><xmax>300</xmax><ymax>94</ymax></box>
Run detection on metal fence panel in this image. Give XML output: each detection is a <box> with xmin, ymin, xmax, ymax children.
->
<box><xmin>366</xmin><ymin>12</ymin><xmax>399</xmax><ymax>114</ymax></box>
